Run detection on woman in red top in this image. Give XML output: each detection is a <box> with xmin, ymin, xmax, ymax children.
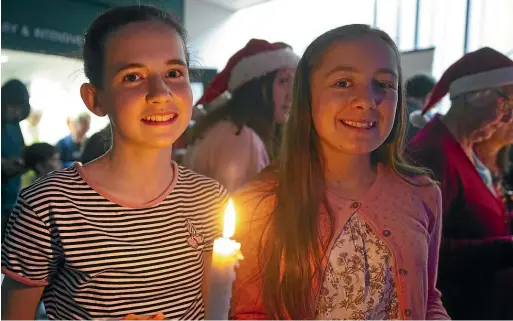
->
<box><xmin>407</xmin><ymin>47</ymin><xmax>513</xmax><ymax>319</ymax></box>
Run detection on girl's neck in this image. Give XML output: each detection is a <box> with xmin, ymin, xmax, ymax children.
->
<box><xmin>322</xmin><ymin>144</ymin><xmax>376</xmax><ymax>200</ymax></box>
<box><xmin>84</xmin><ymin>138</ymin><xmax>175</xmax><ymax>204</ymax></box>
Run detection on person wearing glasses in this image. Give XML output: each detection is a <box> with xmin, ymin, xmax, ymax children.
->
<box><xmin>407</xmin><ymin>47</ymin><xmax>513</xmax><ymax>320</ymax></box>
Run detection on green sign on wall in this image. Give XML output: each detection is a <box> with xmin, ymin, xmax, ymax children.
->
<box><xmin>1</xmin><ymin>0</ymin><xmax>184</xmax><ymax>58</ymax></box>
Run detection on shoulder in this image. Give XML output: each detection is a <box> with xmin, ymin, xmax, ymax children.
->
<box><xmin>16</xmin><ymin>165</ymin><xmax>87</xmax><ymax>215</ymax></box>
<box><xmin>55</xmin><ymin>136</ymin><xmax>70</xmax><ymax>145</ymax></box>
<box><xmin>232</xmin><ymin>177</ymin><xmax>277</xmax><ymax>225</ymax></box>
<box><xmin>19</xmin><ymin>165</ymin><xmax>84</xmax><ymax>200</ymax></box>
<box><xmin>381</xmin><ymin>165</ymin><xmax>440</xmax><ymax>210</ymax></box>
<box><xmin>204</xmin><ymin>121</ymin><xmax>264</xmax><ymax>145</ymax></box>
<box><xmin>390</xmin><ymin>169</ymin><xmax>442</xmax><ymax>226</ymax></box>
<box><xmin>176</xmin><ymin>164</ymin><xmax>227</xmax><ymax>198</ymax></box>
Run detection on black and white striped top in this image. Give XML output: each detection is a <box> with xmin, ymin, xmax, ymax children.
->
<box><xmin>1</xmin><ymin>162</ymin><xmax>227</xmax><ymax>320</ymax></box>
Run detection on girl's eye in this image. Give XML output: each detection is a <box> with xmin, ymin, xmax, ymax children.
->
<box><xmin>335</xmin><ymin>80</ymin><xmax>352</xmax><ymax>88</ymax></box>
<box><xmin>279</xmin><ymin>77</ymin><xmax>291</xmax><ymax>85</ymax></box>
<box><xmin>122</xmin><ymin>73</ymin><xmax>142</xmax><ymax>83</ymax></box>
<box><xmin>374</xmin><ymin>80</ymin><xmax>396</xmax><ymax>90</ymax></box>
<box><xmin>167</xmin><ymin>70</ymin><xmax>184</xmax><ymax>78</ymax></box>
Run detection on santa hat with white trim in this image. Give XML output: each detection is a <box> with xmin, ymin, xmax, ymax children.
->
<box><xmin>421</xmin><ymin>47</ymin><xmax>513</xmax><ymax>115</ymax></box>
<box><xmin>195</xmin><ymin>39</ymin><xmax>300</xmax><ymax>107</ymax></box>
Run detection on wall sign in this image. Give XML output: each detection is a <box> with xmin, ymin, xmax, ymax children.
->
<box><xmin>1</xmin><ymin>0</ymin><xmax>184</xmax><ymax>58</ymax></box>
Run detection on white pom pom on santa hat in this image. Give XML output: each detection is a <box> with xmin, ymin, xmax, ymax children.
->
<box><xmin>421</xmin><ymin>47</ymin><xmax>513</xmax><ymax>115</ymax></box>
<box><xmin>409</xmin><ymin>110</ymin><xmax>430</xmax><ymax>128</ymax></box>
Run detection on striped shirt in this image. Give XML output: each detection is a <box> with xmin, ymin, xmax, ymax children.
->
<box><xmin>1</xmin><ymin>162</ymin><xmax>227</xmax><ymax>320</ymax></box>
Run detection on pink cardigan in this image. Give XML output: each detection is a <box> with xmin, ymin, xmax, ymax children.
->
<box><xmin>230</xmin><ymin>163</ymin><xmax>449</xmax><ymax>320</ymax></box>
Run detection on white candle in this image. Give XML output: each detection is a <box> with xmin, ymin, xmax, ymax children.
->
<box><xmin>205</xmin><ymin>199</ymin><xmax>243</xmax><ymax>320</ymax></box>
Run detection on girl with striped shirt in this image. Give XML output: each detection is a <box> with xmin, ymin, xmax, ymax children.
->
<box><xmin>1</xmin><ymin>5</ymin><xmax>226</xmax><ymax>320</ymax></box>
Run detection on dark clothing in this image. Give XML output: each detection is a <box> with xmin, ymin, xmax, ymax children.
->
<box><xmin>56</xmin><ymin>135</ymin><xmax>82</xmax><ymax>167</ymax></box>
<box><xmin>1</xmin><ymin>123</ymin><xmax>25</xmax><ymax>211</ymax></box>
<box><xmin>407</xmin><ymin>115</ymin><xmax>513</xmax><ymax>319</ymax></box>
<box><xmin>1</xmin><ymin>122</ymin><xmax>25</xmax><ymax>243</ymax></box>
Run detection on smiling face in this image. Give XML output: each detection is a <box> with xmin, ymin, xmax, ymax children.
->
<box><xmin>310</xmin><ymin>35</ymin><xmax>399</xmax><ymax>155</ymax></box>
<box><xmin>82</xmin><ymin>20</ymin><xmax>192</xmax><ymax>150</ymax></box>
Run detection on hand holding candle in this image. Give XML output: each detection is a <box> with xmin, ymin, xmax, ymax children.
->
<box><xmin>205</xmin><ymin>199</ymin><xmax>243</xmax><ymax>320</ymax></box>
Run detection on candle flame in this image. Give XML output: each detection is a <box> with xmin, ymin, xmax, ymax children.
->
<box><xmin>222</xmin><ymin>199</ymin><xmax>236</xmax><ymax>239</ymax></box>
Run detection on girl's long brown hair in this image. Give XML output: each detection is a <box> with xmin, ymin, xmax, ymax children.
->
<box><xmin>259</xmin><ymin>24</ymin><xmax>432</xmax><ymax>319</ymax></box>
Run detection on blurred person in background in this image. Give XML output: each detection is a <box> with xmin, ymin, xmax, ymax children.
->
<box><xmin>184</xmin><ymin>39</ymin><xmax>299</xmax><ymax>192</ymax></box>
<box><xmin>404</xmin><ymin>74</ymin><xmax>435</xmax><ymax>141</ymax></box>
<box><xmin>56</xmin><ymin>112</ymin><xmax>91</xmax><ymax>167</ymax></box>
<box><xmin>1</xmin><ymin>79</ymin><xmax>30</xmax><ymax>242</ymax></box>
<box><xmin>407</xmin><ymin>47</ymin><xmax>513</xmax><ymax>319</ymax></box>
<box><xmin>20</xmin><ymin>109</ymin><xmax>43</xmax><ymax>145</ymax></box>
<box><xmin>22</xmin><ymin>143</ymin><xmax>62</xmax><ymax>187</ymax></box>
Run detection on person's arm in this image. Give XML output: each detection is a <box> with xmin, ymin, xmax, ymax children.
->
<box><xmin>1</xmin><ymin>196</ymin><xmax>58</xmax><ymax>320</ymax></box>
<box><xmin>202</xmin><ymin>251</ymin><xmax>213</xmax><ymax>310</ymax></box>
<box><xmin>201</xmin><ymin>183</ymin><xmax>228</xmax><ymax>312</ymax></box>
<box><xmin>1</xmin><ymin>157</ymin><xmax>27</xmax><ymax>179</ymax></box>
<box><xmin>425</xmin><ymin>186</ymin><xmax>451</xmax><ymax>320</ymax></box>
<box><xmin>1</xmin><ymin>276</ymin><xmax>44</xmax><ymax>320</ymax></box>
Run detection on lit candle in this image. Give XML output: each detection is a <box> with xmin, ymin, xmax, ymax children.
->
<box><xmin>205</xmin><ymin>199</ymin><xmax>243</xmax><ymax>320</ymax></box>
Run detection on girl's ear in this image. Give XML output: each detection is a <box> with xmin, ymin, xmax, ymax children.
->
<box><xmin>80</xmin><ymin>83</ymin><xmax>107</xmax><ymax>117</ymax></box>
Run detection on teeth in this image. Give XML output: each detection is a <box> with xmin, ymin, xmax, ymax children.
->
<box><xmin>143</xmin><ymin>115</ymin><xmax>177</xmax><ymax>122</ymax></box>
<box><xmin>341</xmin><ymin>120</ymin><xmax>375</xmax><ymax>128</ymax></box>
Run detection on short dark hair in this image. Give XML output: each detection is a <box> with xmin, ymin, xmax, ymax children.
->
<box><xmin>83</xmin><ymin>5</ymin><xmax>189</xmax><ymax>88</ymax></box>
<box><xmin>405</xmin><ymin>74</ymin><xmax>435</xmax><ymax>99</ymax></box>
<box><xmin>1</xmin><ymin>79</ymin><xmax>31</xmax><ymax>121</ymax></box>
<box><xmin>23</xmin><ymin>143</ymin><xmax>58</xmax><ymax>170</ymax></box>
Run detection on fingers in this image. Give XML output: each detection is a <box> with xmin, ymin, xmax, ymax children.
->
<box><xmin>121</xmin><ymin>312</ymin><xmax>164</xmax><ymax>320</ymax></box>
<box><xmin>149</xmin><ymin>312</ymin><xmax>165</xmax><ymax>320</ymax></box>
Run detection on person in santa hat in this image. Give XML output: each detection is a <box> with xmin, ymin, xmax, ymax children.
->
<box><xmin>183</xmin><ymin>39</ymin><xmax>299</xmax><ymax>192</ymax></box>
<box><xmin>407</xmin><ymin>47</ymin><xmax>513</xmax><ymax>319</ymax></box>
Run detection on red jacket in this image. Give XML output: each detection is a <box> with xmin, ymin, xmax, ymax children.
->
<box><xmin>407</xmin><ymin>115</ymin><xmax>513</xmax><ymax>319</ymax></box>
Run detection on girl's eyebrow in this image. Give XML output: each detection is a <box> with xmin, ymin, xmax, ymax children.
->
<box><xmin>112</xmin><ymin>59</ymin><xmax>187</xmax><ymax>76</ymax></box>
<box><xmin>325</xmin><ymin>65</ymin><xmax>398</xmax><ymax>79</ymax></box>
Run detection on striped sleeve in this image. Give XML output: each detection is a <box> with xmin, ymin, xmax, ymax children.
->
<box><xmin>203</xmin><ymin>182</ymin><xmax>228</xmax><ymax>252</ymax></box>
<box><xmin>1</xmin><ymin>195</ymin><xmax>59</xmax><ymax>286</ymax></box>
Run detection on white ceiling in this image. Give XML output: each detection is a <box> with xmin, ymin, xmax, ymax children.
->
<box><xmin>1</xmin><ymin>49</ymin><xmax>85</xmax><ymax>89</ymax></box>
<box><xmin>198</xmin><ymin>0</ymin><xmax>271</xmax><ymax>11</ymax></box>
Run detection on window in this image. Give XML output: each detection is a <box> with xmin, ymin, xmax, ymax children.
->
<box><xmin>467</xmin><ymin>0</ymin><xmax>513</xmax><ymax>55</ymax></box>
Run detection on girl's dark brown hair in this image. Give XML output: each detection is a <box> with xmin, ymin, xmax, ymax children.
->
<box><xmin>259</xmin><ymin>24</ymin><xmax>432</xmax><ymax>319</ymax></box>
<box><xmin>83</xmin><ymin>5</ymin><xmax>189</xmax><ymax>89</ymax></box>
<box><xmin>191</xmin><ymin>71</ymin><xmax>280</xmax><ymax>158</ymax></box>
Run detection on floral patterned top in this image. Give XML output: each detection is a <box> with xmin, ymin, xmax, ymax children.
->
<box><xmin>316</xmin><ymin>213</ymin><xmax>400</xmax><ymax>320</ymax></box>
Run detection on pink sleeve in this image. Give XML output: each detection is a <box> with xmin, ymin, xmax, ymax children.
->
<box><xmin>426</xmin><ymin>186</ymin><xmax>451</xmax><ymax>320</ymax></box>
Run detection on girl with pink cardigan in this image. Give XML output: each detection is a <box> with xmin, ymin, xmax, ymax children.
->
<box><xmin>230</xmin><ymin>25</ymin><xmax>449</xmax><ymax>320</ymax></box>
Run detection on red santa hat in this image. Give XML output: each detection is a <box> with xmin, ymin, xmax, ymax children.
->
<box><xmin>422</xmin><ymin>47</ymin><xmax>513</xmax><ymax>115</ymax></box>
<box><xmin>196</xmin><ymin>39</ymin><xmax>300</xmax><ymax>107</ymax></box>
